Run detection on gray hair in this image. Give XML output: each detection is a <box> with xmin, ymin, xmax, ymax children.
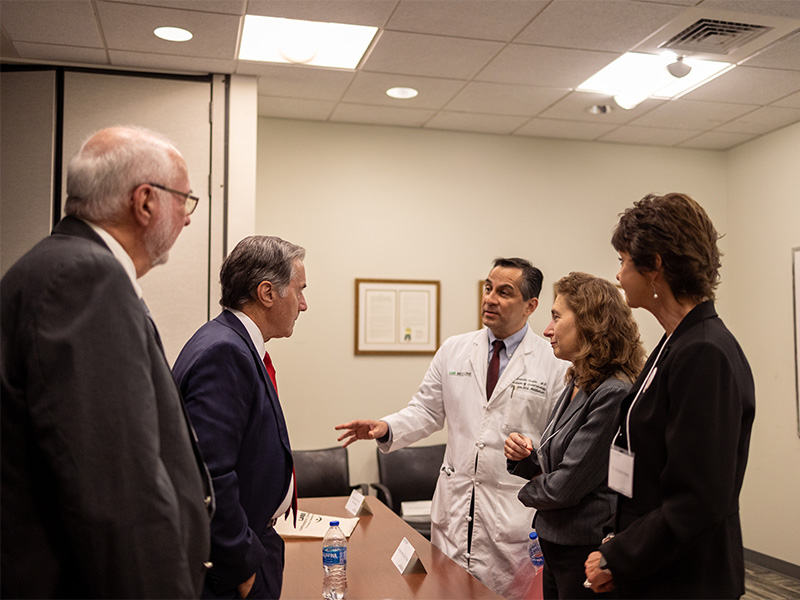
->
<box><xmin>64</xmin><ymin>126</ymin><xmax>182</xmax><ymax>223</ymax></box>
<box><xmin>220</xmin><ymin>236</ymin><xmax>306</xmax><ymax>310</ymax></box>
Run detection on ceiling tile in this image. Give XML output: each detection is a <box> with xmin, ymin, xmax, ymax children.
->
<box><xmin>330</xmin><ymin>102</ymin><xmax>435</xmax><ymax>127</ymax></box>
<box><xmin>741</xmin><ymin>31</ymin><xmax>800</xmax><ymax>70</ymax></box>
<box><xmin>598</xmin><ymin>125</ymin><xmax>701</xmax><ymax>147</ymax></box>
<box><xmin>539</xmin><ymin>91</ymin><xmax>667</xmax><ymax>124</ymax></box>
<box><xmin>108</xmin><ymin>50</ymin><xmax>235</xmax><ymax>74</ymax></box>
<box><xmin>245</xmin><ymin>0</ymin><xmax>398</xmax><ymax>27</ymax></box>
<box><xmin>773</xmin><ymin>89</ymin><xmax>800</xmax><ymax>108</ymax></box>
<box><xmin>682</xmin><ymin>65</ymin><xmax>800</xmax><ymax>105</ymax></box>
<box><xmin>444</xmin><ymin>81</ymin><xmax>568</xmax><ymax>116</ymax></box>
<box><xmin>96</xmin><ymin>2</ymin><xmax>241</xmax><ymax>59</ymax></box>
<box><xmin>676</xmin><ymin>131</ymin><xmax>758</xmax><ymax>150</ymax></box>
<box><xmin>362</xmin><ymin>31</ymin><xmax>504</xmax><ymax>79</ymax></box>
<box><xmin>697</xmin><ymin>0</ymin><xmax>800</xmax><ymax>19</ymax></box>
<box><xmin>1</xmin><ymin>0</ymin><xmax>103</xmax><ymax>48</ymax></box>
<box><xmin>238</xmin><ymin>63</ymin><xmax>355</xmax><ymax>101</ymax></box>
<box><xmin>476</xmin><ymin>44</ymin><xmax>615</xmax><ymax>87</ymax></box>
<box><xmin>103</xmin><ymin>0</ymin><xmax>247</xmax><ymax>15</ymax></box>
<box><xmin>631</xmin><ymin>98</ymin><xmax>758</xmax><ymax>130</ymax></box>
<box><xmin>514</xmin><ymin>0</ymin><xmax>684</xmax><ymax>52</ymax></box>
<box><xmin>386</xmin><ymin>0</ymin><xmax>548</xmax><ymax>41</ymax></box>
<box><xmin>713</xmin><ymin>105</ymin><xmax>800</xmax><ymax>134</ymax></box>
<box><xmin>13</xmin><ymin>43</ymin><xmax>109</xmax><ymax>66</ymax></box>
<box><xmin>424</xmin><ymin>111</ymin><xmax>529</xmax><ymax>135</ymax></box>
<box><xmin>342</xmin><ymin>72</ymin><xmax>464</xmax><ymax>109</ymax></box>
<box><xmin>258</xmin><ymin>96</ymin><xmax>336</xmax><ymax>121</ymax></box>
<box><xmin>513</xmin><ymin>118</ymin><xmax>617</xmax><ymax>140</ymax></box>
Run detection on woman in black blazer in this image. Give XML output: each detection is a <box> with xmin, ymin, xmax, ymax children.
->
<box><xmin>584</xmin><ymin>193</ymin><xmax>756</xmax><ymax>598</ymax></box>
<box><xmin>506</xmin><ymin>272</ymin><xmax>645</xmax><ymax>599</ymax></box>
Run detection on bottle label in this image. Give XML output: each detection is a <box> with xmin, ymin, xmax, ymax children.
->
<box><xmin>323</xmin><ymin>546</ymin><xmax>347</xmax><ymax>566</ymax></box>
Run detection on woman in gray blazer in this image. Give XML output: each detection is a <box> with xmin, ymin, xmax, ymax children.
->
<box><xmin>506</xmin><ymin>272</ymin><xmax>645</xmax><ymax>599</ymax></box>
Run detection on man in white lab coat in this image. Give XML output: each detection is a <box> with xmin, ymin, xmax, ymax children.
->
<box><xmin>337</xmin><ymin>258</ymin><xmax>568</xmax><ymax>599</ymax></box>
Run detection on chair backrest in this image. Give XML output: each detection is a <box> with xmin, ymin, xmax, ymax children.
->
<box><xmin>376</xmin><ymin>444</ymin><xmax>446</xmax><ymax>514</ymax></box>
<box><xmin>293</xmin><ymin>446</ymin><xmax>351</xmax><ymax>498</ymax></box>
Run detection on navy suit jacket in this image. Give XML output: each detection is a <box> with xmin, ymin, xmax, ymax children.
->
<box><xmin>173</xmin><ymin>310</ymin><xmax>293</xmax><ymax>597</ymax></box>
<box><xmin>1</xmin><ymin>216</ymin><xmax>212</xmax><ymax>598</ymax></box>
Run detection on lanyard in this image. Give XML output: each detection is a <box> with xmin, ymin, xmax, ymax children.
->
<box><xmin>622</xmin><ymin>334</ymin><xmax>672</xmax><ymax>454</ymax></box>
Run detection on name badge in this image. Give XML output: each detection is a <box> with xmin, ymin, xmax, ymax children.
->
<box><xmin>608</xmin><ymin>446</ymin><xmax>634</xmax><ymax>498</ymax></box>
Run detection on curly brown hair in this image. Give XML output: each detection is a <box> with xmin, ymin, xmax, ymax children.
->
<box><xmin>611</xmin><ymin>193</ymin><xmax>722</xmax><ymax>303</ymax></box>
<box><xmin>554</xmin><ymin>272</ymin><xmax>646</xmax><ymax>393</ymax></box>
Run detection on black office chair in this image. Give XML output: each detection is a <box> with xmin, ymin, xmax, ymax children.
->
<box><xmin>293</xmin><ymin>446</ymin><xmax>368</xmax><ymax>498</ymax></box>
<box><xmin>371</xmin><ymin>443</ymin><xmax>446</xmax><ymax>539</ymax></box>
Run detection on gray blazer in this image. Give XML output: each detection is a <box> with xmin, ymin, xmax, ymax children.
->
<box><xmin>1</xmin><ymin>216</ymin><xmax>212</xmax><ymax>598</ymax></box>
<box><xmin>508</xmin><ymin>376</ymin><xmax>629</xmax><ymax>546</ymax></box>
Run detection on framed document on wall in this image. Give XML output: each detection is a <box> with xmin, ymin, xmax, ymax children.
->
<box><xmin>355</xmin><ymin>279</ymin><xmax>440</xmax><ymax>355</ymax></box>
<box><xmin>794</xmin><ymin>247</ymin><xmax>800</xmax><ymax>437</ymax></box>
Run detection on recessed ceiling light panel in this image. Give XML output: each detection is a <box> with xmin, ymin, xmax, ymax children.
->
<box><xmin>386</xmin><ymin>87</ymin><xmax>419</xmax><ymax>99</ymax></box>
<box><xmin>239</xmin><ymin>15</ymin><xmax>377</xmax><ymax>70</ymax></box>
<box><xmin>154</xmin><ymin>26</ymin><xmax>193</xmax><ymax>42</ymax></box>
<box><xmin>577</xmin><ymin>52</ymin><xmax>732</xmax><ymax>109</ymax></box>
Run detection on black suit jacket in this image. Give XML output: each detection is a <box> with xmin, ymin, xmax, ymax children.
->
<box><xmin>1</xmin><ymin>216</ymin><xmax>213</xmax><ymax>598</ymax></box>
<box><xmin>601</xmin><ymin>301</ymin><xmax>755</xmax><ymax>599</ymax></box>
<box><xmin>172</xmin><ymin>310</ymin><xmax>294</xmax><ymax>599</ymax></box>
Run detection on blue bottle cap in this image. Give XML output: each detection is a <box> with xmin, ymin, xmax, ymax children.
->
<box><xmin>529</xmin><ymin>531</ymin><xmax>538</xmax><ymax>540</ymax></box>
<box><xmin>330</xmin><ymin>520</ymin><xmax>339</xmax><ymax>526</ymax></box>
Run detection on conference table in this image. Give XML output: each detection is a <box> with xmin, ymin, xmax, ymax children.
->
<box><xmin>280</xmin><ymin>496</ymin><xmax>502</xmax><ymax>599</ymax></box>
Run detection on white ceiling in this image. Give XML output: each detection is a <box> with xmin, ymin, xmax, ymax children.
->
<box><xmin>3</xmin><ymin>0</ymin><xmax>800</xmax><ymax>150</ymax></box>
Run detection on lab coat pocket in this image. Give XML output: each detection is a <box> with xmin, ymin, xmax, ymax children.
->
<box><xmin>430</xmin><ymin>466</ymin><xmax>453</xmax><ymax>530</ymax></box>
<box><xmin>503</xmin><ymin>385</ymin><xmax>546</xmax><ymax>438</ymax></box>
<box><xmin>494</xmin><ymin>481</ymin><xmax>534</xmax><ymax>542</ymax></box>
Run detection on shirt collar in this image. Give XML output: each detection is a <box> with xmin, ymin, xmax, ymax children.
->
<box><xmin>488</xmin><ymin>323</ymin><xmax>528</xmax><ymax>358</ymax></box>
<box><xmin>84</xmin><ymin>219</ymin><xmax>143</xmax><ymax>299</ymax></box>
<box><xmin>228</xmin><ymin>308</ymin><xmax>266</xmax><ymax>361</ymax></box>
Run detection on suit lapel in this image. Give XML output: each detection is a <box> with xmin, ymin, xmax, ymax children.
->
<box><xmin>215</xmin><ymin>311</ymin><xmax>293</xmax><ymax>454</ymax></box>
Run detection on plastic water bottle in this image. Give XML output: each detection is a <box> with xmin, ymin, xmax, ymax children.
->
<box><xmin>528</xmin><ymin>530</ymin><xmax>544</xmax><ymax>572</ymax></box>
<box><xmin>322</xmin><ymin>520</ymin><xmax>347</xmax><ymax>599</ymax></box>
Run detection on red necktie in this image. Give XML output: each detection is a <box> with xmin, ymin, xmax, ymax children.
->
<box><xmin>263</xmin><ymin>350</ymin><xmax>298</xmax><ymax>526</ymax></box>
<box><xmin>486</xmin><ymin>340</ymin><xmax>504</xmax><ymax>399</ymax></box>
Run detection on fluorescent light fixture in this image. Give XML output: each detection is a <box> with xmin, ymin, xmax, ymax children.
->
<box><xmin>153</xmin><ymin>26</ymin><xmax>193</xmax><ymax>42</ymax></box>
<box><xmin>577</xmin><ymin>52</ymin><xmax>733</xmax><ymax>109</ymax></box>
<box><xmin>239</xmin><ymin>15</ymin><xmax>378</xmax><ymax>69</ymax></box>
<box><xmin>386</xmin><ymin>87</ymin><xmax>418</xmax><ymax>99</ymax></box>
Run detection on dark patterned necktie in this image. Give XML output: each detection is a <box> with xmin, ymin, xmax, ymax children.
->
<box><xmin>486</xmin><ymin>340</ymin><xmax>505</xmax><ymax>399</ymax></box>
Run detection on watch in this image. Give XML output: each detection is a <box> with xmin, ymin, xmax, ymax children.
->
<box><xmin>598</xmin><ymin>554</ymin><xmax>612</xmax><ymax>573</ymax></box>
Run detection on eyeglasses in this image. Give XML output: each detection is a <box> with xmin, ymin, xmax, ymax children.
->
<box><xmin>148</xmin><ymin>182</ymin><xmax>199</xmax><ymax>215</ymax></box>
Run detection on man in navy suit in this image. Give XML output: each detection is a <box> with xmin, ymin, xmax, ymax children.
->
<box><xmin>173</xmin><ymin>235</ymin><xmax>307</xmax><ymax>599</ymax></box>
<box><xmin>1</xmin><ymin>126</ymin><xmax>213</xmax><ymax>598</ymax></box>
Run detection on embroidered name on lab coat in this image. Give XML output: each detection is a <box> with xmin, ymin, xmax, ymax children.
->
<box><xmin>511</xmin><ymin>377</ymin><xmax>547</xmax><ymax>396</ymax></box>
<box><xmin>448</xmin><ymin>371</ymin><xmax>472</xmax><ymax>377</ymax></box>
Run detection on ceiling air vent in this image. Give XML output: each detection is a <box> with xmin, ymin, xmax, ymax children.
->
<box><xmin>633</xmin><ymin>8</ymin><xmax>800</xmax><ymax>63</ymax></box>
<box><xmin>660</xmin><ymin>19</ymin><xmax>772</xmax><ymax>56</ymax></box>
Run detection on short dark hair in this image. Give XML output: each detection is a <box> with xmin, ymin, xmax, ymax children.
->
<box><xmin>492</xmin><ymin>257</ymin><xmax>543</xmax><ymax>301</ymax></box>
<box><xmin>611</xmin><ymin>193</ymin><xmax>722</xmax><ymax>303</ymax></box>
<box><xmin>220</xmin><ymin>236</ymin><xmax>305</xmax><ymax>310</ymax></box>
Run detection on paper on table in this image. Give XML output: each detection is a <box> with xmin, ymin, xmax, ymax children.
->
<box><xmin>274</xmin><ymin>510</ymin><xmax>359</xmax><ymax>539</ymax></box>
<box><xmin>400</xmin><ymin>500</ymin><xmax>431</xmax><ymax>523</ymax></box>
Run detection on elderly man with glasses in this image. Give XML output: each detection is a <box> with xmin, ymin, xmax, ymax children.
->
<box><xmin>1</xmin><ymin>126</ymin><xmax>213</xmax><ymax>599</ymax></box>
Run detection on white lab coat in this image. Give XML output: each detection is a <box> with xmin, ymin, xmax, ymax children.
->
<box><xmin>379</xmin><ymin>326</ymin><xmax>568</xmax><ymax>599</ymax></box>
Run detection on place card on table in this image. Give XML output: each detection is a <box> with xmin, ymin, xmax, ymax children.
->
<box><xmin>391</xmin><ymin>537</ymin><xmax>426</xmax><ymax>575</ymax></box>
<box><xmin>345</xmin><ymin>489</ymin><xmax>373</xmax><ymax>516</ymax></box>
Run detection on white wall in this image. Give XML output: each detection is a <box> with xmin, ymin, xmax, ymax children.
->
<box><xmin>255</xmin><ymin>116</ymin><xmax>800</xmax><ymax>567</ymax></box>
<box><xmin>254</xmin><ymin>118</ymin><xmax>730</xmax><ymax>487</ymax></box>
<box><xmin>726</xmin><ymin>121</ymin><xmax>800</xmax><ymax>567</ymax></box>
